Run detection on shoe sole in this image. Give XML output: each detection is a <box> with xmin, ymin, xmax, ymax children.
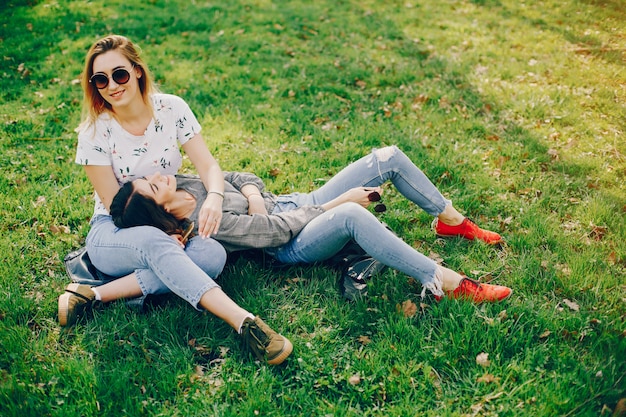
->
<box><xmin>435</xmin><ymin>288</ymin><xmax>513</xmax><ymax>303</ymax></box>
<box><xmin>58</xmin><ymin>292</ymin><xmax>72</xmax><ymax>327</ymax></box>
<box><xmin>474</xmin><ymin>288</ymin><xmax>513</xmax><ymax>303</ymax></box>
<box><xmin>267</xmin><ymin>338</ymin><xmax>293</xmax><ymax>365</ymax></box>
<box><xmin>435</xmin><ymin>232</ymin><xmax>503</xmax><ymax>246</ymax></box>
<box><xmin>58</xmin><ymin>283</ymin><xmax>87</xmax><ymax>327</ymax></box>
<box><xmin>432</xmin><ymin>218</ymin><xmax>504</xmax><ymax>246</ymax></box>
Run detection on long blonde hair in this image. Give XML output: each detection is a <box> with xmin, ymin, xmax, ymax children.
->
<box><xmin>79</xmin><ymin>35</ymin><xmax>157</xmax><ymax>129</ymax></box>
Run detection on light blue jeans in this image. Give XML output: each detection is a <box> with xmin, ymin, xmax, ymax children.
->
<box><xmin>86</xmin><ymin>215</ymin><xmax>226</xmax><ymax>309</ymax></box>
<box><xmin>270</xmin><ymin>146</ymin><xmax>450</xmax><ymax>289</ymax></box>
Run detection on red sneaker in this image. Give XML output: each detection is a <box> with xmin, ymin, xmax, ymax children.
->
<box><xmin>434</xmin><ymin>218</ymin><xmax>503</xmax><ymax>245</ymax></box>
<box><xmin>434</xmin><ymin>277</ymin><xmax>512</xmax><ymax>303</ymax></box>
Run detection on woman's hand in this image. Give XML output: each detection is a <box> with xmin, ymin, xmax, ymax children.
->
<box><xmin>182</xmin><ymin>134</ymin><xmax>225</xmax><ymax>238</ymax></box>
<box><xmin>322</xmin><ymin>186</ymin><xmax>383</xmax><ymax>211</ymax></box>
<box><xmin>197</xmin><ymin>193</ymin><xmax>223</xmax><ymax>238</ymax></box>
<box><xmin>345</xmin><ymin>187</ymin><xmax>383</xmax><ymax>207</ymax></box>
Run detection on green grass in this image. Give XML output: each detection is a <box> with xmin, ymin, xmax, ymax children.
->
<box><xmin>1</xmin><ymin>0</ymin><xmax>624</xmax><ymax>416</ymax></box>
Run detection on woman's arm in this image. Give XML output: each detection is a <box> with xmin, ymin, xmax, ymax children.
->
<box><xmin>182</xmin><ymin>134</ymin><xmax>224</xmax><ymax>238</ymax></box>
<box><xmin>217</xmin><ymin>207</ymin><xmax>324</xmax><ymax>249</ymax></box>
<box><xmin>223</xmin><ymin>171</ymin><xmax>266</xmax><ymax>192</ymax></box>
<box><xmin>241</xmin><ymin>184</ymin><xmax>268</xmax><ymax>215</ymax></box>
<box><xmin>223</xmin><ymin>171</ymin><xmax>269</xmax><ymax>215</ymax></box>
<box><xmin>320</xmin><ymin>186</ymin><xmax>383</xmax><ymax>211</ymax></box>
<box><xmin>83</xmin><ymin>165</ymin><xmax>121</xmax><ymax>212</ymax></box>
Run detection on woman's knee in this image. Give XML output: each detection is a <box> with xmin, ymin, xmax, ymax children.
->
<box><xmin>186</xmin><ymin>237</ymin><xmax>227</xmax><ymax>278</ymax></box>
<box><xmin>329</xmin><ymin>202</ymin><xmax>377</xmax><ymax>226</ymax></box>
<box><xmin>372</xmin><ymin>145</ymin><xmax>401</xmax><ymax>162</ymax></box>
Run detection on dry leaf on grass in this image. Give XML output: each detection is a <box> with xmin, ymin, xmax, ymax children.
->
<box><xmin>33</xmin><ymin>196</ymin><xmax>46</xmax><ymax>207</ymax></box>
<box><xmin>348</xmin><ymin>374</ymin><xmax>361</xmax><ymax>385</ymax></box>
<box><xmin>397</xmin><ymin>299</ymin><xmax>417</xmax><ymax>318</ymax></box>
<box><xmin>50</xmin><ymin>225</ymin><xmax>70</xmax><ymax>234</ymax></box>
<box><xmin>357</xmin><ymin>335</ymin><xmax>372</xmax><ymax>345</ymax></box>
<box><xmin>477</xmin><ymin>373</ymin><xmax>500</xmax><ymax>384</ymax></box>
<box><xmin>268</xmin><ymin>168</ymin><xmax>281</xmax><ymax>178</ymax></box>
<box><xmin>563</xmin><ymin>299</ymin><xmax>580</xmax><ymax>311</ymax></box>
<box><xmin>476</xmin><ymin>352</ymin><xmax>491</xmax><ymax>367</ymax></box>
<box><xmin>428</xmin><ymin>251</ymin><xmax>444</xmax><ymax>264</ymax></box>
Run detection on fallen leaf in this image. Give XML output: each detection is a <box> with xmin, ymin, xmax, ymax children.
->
<box><xmin>357</xmin><ymin>335</ymin><xmax>372</xmax><ymax>345</ymax></box>
<box><xmin>428</xmin><ymin>251</ymin><xmax>443</xmax><ymax>264</ymax></box>
<box><xmin>397</xmin><ymin>300</ymin><xmax>417</xmax><ymax>318</ymax></box>
<box><xmin>539</xmin><ymin>330</ymin><xmax>551</xmax><ymax>339</ymax></box>
<box><xmin>348</xmin><ymin>374</ymin><xmax>361</xmax><ymax>385</ymax></box>
<box><xmin>477</xmin><ymin>373</ymin><xmax>500</xmax><ymax>384</ymax></box>
<box><xmin>563</xmin><ymin>299</ymin><xmax>580</xmax><ymax>311</ymax></box>
<box><xmin>413</xmin><ymin>93</ymin><xmax>429</xmax><ymax>103</ymax></box>
<box><xmin>33</xmin><ymin>196</ymin><xmax>46</xmax><ymax>207</ymax></box>
<box><xmin>269</xmin><ymin>168</ymin><xmax>281</xmax><ymax>178</ymax></box>
<box><xmin>612</xmin><ymin>398</ymin><xmax>626</xmax><ymax>416</ymax></box>
<box><xmin>50</xmin><ymin>225</ymin><xmax>70</xmax><ymax>234</ymax></box>
<box><xmin>476</xmin><ymin>352</ymin><xmax>491</xmax><ymax>367</ymax></box>
<box><xmin>589</xmin><ymin>225</ymin><xmax>608</xmax><ymax>241</ymax></box>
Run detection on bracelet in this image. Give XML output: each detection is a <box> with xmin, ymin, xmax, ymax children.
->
<box><xmin>247</xmin><ymin>193</ymin><xmax>263</xmax><ymax>198</ymax></box>
<box><xmin>208</xmin><ymin>191</ymin><xmax>224</xmax><ymax>199</ymax></box>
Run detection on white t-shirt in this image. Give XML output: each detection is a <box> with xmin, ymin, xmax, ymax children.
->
<box><xmin>75</xmin><ymin>93</ymin><xmax>202</xmax><ymax>216</ymax></box>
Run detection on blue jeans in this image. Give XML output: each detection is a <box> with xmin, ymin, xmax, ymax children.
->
<box><xmin>271</xmin><ymin>146</ymin><xmax>450</xmax><ymax>290</ymax></box>
<box><xmin>86</xmin><ymin>215</ymin><xmax>227</xmax><ymax>309</ymax></box>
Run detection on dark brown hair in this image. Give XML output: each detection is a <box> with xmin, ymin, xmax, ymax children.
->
<box><xmin>110</xmin><ymin>181</ymin><xmax>190</xmax><ymax>236</ymax></box>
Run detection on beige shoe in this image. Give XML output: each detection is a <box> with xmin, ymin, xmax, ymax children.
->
<box><xmin>58</xmin><ymin>283</ymin><xmax>96</xmax><ymax>327</ymax></box>
<box><xmin>240</xmin><ymin>317</ymin><xmax>293</xmax><ymax>365</ymax></box>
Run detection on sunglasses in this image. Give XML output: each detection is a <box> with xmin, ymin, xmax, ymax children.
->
<box><xmin>179</xmin><ymin>221</ymin><xmax>195</xmax><ymax>246</ymax></box>
<box><xmin>90</xmin><ymin>66</ymin><xmax>134</xmax><ymax>89</ymax></box>
<box><xmin>368</xmin><ymin>191</ymin><xmax>387</xmax><ymax>213</ymax></box>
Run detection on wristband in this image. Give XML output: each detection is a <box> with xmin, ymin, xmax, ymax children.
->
<box><xmin>208</xmin><ymin>191</ymin><xmax>224</xmax><ymax>199</ymax></box>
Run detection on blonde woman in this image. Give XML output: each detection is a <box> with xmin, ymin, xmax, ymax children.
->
<box><xmin>58</xmin><ymin>35</ymin><xmax>291</xmax><ymax>366</ymax></box>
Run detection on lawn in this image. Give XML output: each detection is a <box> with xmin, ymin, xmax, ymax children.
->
<box><xmin>0</xmin><ymin>0</ymin><xmax>624</xmax><ymax>416</ymax></box>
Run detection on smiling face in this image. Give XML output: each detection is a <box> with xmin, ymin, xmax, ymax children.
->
<box><xmin>92</xmin><ymin>50</ymin><xmax>143</xmax><ymax>110</ymax></box>
<box><xmin>133</xmin><ymin>172</ymin><xmax>178</xmax><ymax>208</ymax></box>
